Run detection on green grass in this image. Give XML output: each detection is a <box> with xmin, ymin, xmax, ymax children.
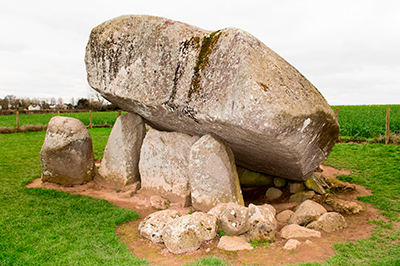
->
<box><xmin>0</xmin><ymin>111</ymin><xmax>125</xmax><ymax>128</ymax></box>
<box><xmin>332</xmin><ymin>104</ymin><xmax>400</xmax><ymax>139</ymax></box>
<box><xmin>1</xmin><ymin>129</ymin><xmax>400</xmax><ymax>265</ymax></box>
<box><xmin>0</xmin><ymin>129</ymin><xmax>147</xmax><ymax>265</ymax></box>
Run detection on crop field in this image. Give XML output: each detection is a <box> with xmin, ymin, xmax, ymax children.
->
<box><xmin>332</xmin><ymin>105</ymin><xmax>400</xmax><ymax>139</ymax></box>
<box><xmin>1</xmin><ymin>106</ymin><xmax>399</xmax><ymax>142</ymax></box>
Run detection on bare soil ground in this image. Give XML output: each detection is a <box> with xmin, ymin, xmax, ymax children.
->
<box><xmin>27</xmin><ymin>165</ymin><xmax>384</xmax><ymax>266</ymax></box>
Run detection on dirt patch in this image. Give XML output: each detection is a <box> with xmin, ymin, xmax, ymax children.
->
<box><xmin>27</xmin><ymin>165</ymin><xmax>384</xmax><ymax>266</ymax></box>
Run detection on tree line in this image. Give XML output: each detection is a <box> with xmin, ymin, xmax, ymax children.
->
<box><xmin>0</xmin><ymin>94</ymin><xmax>120</xmax><ymax>112</ymax></box>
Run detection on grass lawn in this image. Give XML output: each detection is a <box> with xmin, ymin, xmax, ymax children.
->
<box><xmin>1</xmin><ymin>129</ymin><xmax>399</xmax><ymax>265</ymax></box>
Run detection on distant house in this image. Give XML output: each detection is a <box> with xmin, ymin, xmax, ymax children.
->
<box><xmin>28</xmin><ymin>105</ymin><xmax>41</xmax><ymax>111</ymax></box>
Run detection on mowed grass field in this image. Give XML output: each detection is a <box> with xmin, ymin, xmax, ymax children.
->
<box><xmin>1</xmin><ymin>127</ymin><xmax>400</xmax><ymax>264</ymax></box>
<box><xmin>0</xmin><ymin>111</ymin><xmax>125</xmax><ymax>128</ymax></box>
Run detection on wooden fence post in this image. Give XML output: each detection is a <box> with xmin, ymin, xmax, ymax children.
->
<box><xmin>118</xmin><ymin>110</ymin><xmax>121</xmax><ymax>117</ymax></box>
<box><xmin>57</xmin><ymin>110</ymin><xmax>60</xmax><ymax>116</ymax></box>
<box><xmin>89</xmin><ymin>110</ymin><xmax>93</xmax><ymax>129</ymax></box>
<box><xmin>386</xmin><ymin>108</ymin><xmax>390</xmax><ymax>145</ymax></box>
<box><xmin>16</xmin><ymin>111</ymin><xmax>20</xmax><ymax>129</ymax></box>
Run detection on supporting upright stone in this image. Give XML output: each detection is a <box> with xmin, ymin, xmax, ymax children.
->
<box><xmin>97</xmin><ymin>113</ymin><xmax>146</xmax><ymax>190</ymax></box>
<box><xmin>40</xmin><ymin>116</ymin><xmax>95</xmax><ymax>186</ymax></box>
<box><xmin>139</xmin><ymin>128</ymin><xmax>199</xmax><ymax>206</ymax></box>
<box><xmin>189</xmin><ymin>134</ymin><xmax>244</xmax><ymax>212</ymax></box>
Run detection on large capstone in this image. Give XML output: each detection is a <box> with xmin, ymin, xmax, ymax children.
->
<box><xmin>85</xmin><ymin>15</ymin><xmax>339</xmax><ymax>181</ymax></box>
<box><xmin>40</xmin><ymin>116</ymin><xmax>95</xmax><ymax>186</ymax></box>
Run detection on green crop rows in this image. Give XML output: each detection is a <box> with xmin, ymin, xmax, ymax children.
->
<box><xmin>331</xmin><ymin>105</ymin><xmax>400</xmax><ymax>139</ymax></box>
<box><xmin>1</xmin><ymin>106</ymin><xmax>399</xmax><ymax>140</ymax></box>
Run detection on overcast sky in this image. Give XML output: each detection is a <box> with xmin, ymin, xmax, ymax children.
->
<box><xmin>1</xmin><ymin>0</ymin><xmax>399</xmax><ymax>105</ymax></box>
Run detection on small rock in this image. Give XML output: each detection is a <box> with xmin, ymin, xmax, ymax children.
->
<box><xmin>265</xmin><ymin>187</ymin><xmax>283</xmax><ymax>200</ymax></box>
<box><xmin>304</xmin><ymin>173</ymin><xmax>327</xmax><ymax>194</ymax></box>
<box><xmin>289</xmin><ymin>182</ymin><xmax>305</xmax><ymax>194</ymax></box>
<box><xmin>288</xmin><ymin>200</ymin><xmax>327</xmax><ymax>225</ymax></box>
<box><xmin>280</xmin><ymin>224</ymin><xmax>321</xmax><ymax>239</ymax></box>
<box><xmin>274</xmin><ymin>178</ymin><xmax>287</xmax><ymax>188</ymax></box>
<box><xmin>305</xmin><ymin>240</ymin><xmax>313</xmax><ymax>245</ymax></box>
<box><xmin>118</xmin><ymin>188</ymin><xmax>138</xmax><ymax>199</ymax></box>
<box><xmin>276</xmin><ymin>210</ymin><xmax>294</xmax><ymax>223</ymax></box>
<box><xmin>138</xmin><ymin>210</ymin><xmax>181</xmax><ymax>243</ymax></box>
<box><xmin>283</xmin><ymin>239</ymin><xmax>301</xmax><ymax>250</ymax></box>
<box><xmin>324</xmin><ymin>197</ymin><xmax>364</xmax><ymax>214</ymax></box>
<box><xmin>208</xmin><ymin>203</ymin><xmax>228</xmax><ymax>218</ymax></box>
<box><xmin>217</xmin><ymin>236</ymin><xmax>253</xmax><ymax>251</ymax></box>
<box><xmin>162</xmin><ymin>215</ymin><xmax>203</xmax><ymax>254</ymax></box>
<box><xmin>190</xmin><ymin>212</ymin><xmax>218</xmax><ymax>241</ymax></box>
<box><xmin>289</xmin><ymin>191</ymin><xmax>315</xmax><ymax>202</ymax></box>
<box><xmin>150</xmin><ymin>195</ymin><xmax>170</xmax><ymax>210</ymax></box>
<box><xmin>248</xmin><ymin>204</ymin><xmax>276</xmax><ymax>242</ymax></box>
<box><xmin>219</xmin><ymin>203</ymin><xmax>250</xmax><ymax>235</ymax></box>
<box><xmin>306</xmin><ymin>212</ymin><xmax>347</xmax><ymax>232</ymax></box>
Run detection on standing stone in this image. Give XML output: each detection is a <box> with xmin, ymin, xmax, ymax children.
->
<box><xmin>288</xmin><ymin>200</ymin><xmax>327</xmax><ymax>225</ymax></box>
<box><xmin>40</xmin><ymin>116</ymin><xmax>95</xmax><ymax>186</ymax></box>
<box><xmin>189</xmin><ymin>134</ymin><xmax>244</xmax><ymax>212</ymax></box>
<box><xmin>139</xmin><ymin>128</ymin><xmax>199</xmax><ymax>206</ymax></box>
<box><xmin>85</xmin><ymin>15</ymin><xmax>339</xmax><ymax>182</ymax></box>
<box><xmin>97</xmin><ymin>113</ymin><xmax>145</xmax><ymax>190</ymax></box>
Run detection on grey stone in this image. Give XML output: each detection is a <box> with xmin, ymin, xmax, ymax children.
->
<box><xmin>189</xmin><ymin>134</ymin><xmax>244</xmax><ymax>212</ymax></box>
<box><xmin>97</xmin><ymin>113</ymin><xmax>145</xmax><ymax>189</ymax></box>
<box><xmin>218</xmin><ymin>203</ymin><xmax>250</xmax><ymax>235</ymax></box>
<box><xmin>139</xmin><ymin>128</ymin><xmax>199</xmax><ymax>206</ymax></box>
<box><xmin>217</xmin><ymin>236</ymin><xmax>253</xmax><ymax>251</ymax></box>
<box><xmin>288</xmin><ymin>200</ymin><xmax>327</xmax><ymax>225</ymax></box>
<box><xmin>162</xmin><ymin>215</ymin><xmax>203</xmax><ymax>254</ymax></box>
<box><xmin>289</xmin><ymin>182</ymin><xmax>306</xmax><ymax>194</ymax></box>
<box><xmin>190</xmin><ymin>212</ymin><xmax>218</xmax><ymax>241</ymax></box>
<box><xmin>276</xmin><ymin>210</ymin><xmax>294</xmax><ymax>223</ymax></box>
<box><xmin>237</xmin><ymin>167</ymin><xmax>274</xmax><ymax>187</ymax></box>
<box><xmin>150</xmin><ymin>195</ymin><xmax>169</xmax><ymax>210</ymax></box>
<box><xmin>324</xmin><ymin>197</ymin><xmax>364</xmax><ymax>214</ymax></box>
<box><xmin>248</xmin><ymin>204</ymin><xmax>276</xmax><ymax>242</ymax></box>
<box><xmin>280</xmin><ymin>224</ymin><xmax>321</xmax><ymax>239</ymax></box>
<box><xmin>265</xmin><ymin>187</ymin><xmax>283</xmax><ymax>200</ymax></box>
<box><xmin>85</xmin><ymin>15</ymin><xmax>339</xmax><ymax>182</ymax></box>
<box><xmin>40</xmin><ymin>116</ymin><xmax>95</xmax><ymax>186</ymax></box>
<box><xmin>289</xmin><ymin>191</ymin><xmax>315</xmax><ymax>202</ymax></box>
<box><xmin>306</xmin><ymin>212</ymin><xmax>347</xmax><ymax>232</ymax></box>
<box><xmin>304</xmin><ymin>173</ymin><xmax>327</xmax><ymax>194</ymax></box>
<box><xmin>274</xmin><ymin>178</ymin><xmax>287</xmax><ymax>188</ymax></box>
<box><xmin>283</xmin><ymin>239</ymin><xmax>301</xmax><ymax>250</ymax></box>
<box><xmin>138</xmin><ymin>209</ymin><xmax>181</xmax><ymax>243</ymax></box>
